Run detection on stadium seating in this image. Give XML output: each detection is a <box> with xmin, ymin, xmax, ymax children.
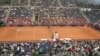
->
<box><xmin>0</xmin><ymin>40</ymin><xmax>99</xmax><ymax>56</ymax></box>
<box><xmin>0</xmin><ymin>7</ymin><xmax>9</xmax><ymax>26</ymax></box>
<box><xmin>7</xmin><ymin>17</ymin><xmax>33</xmax><ymax>26</ymax></box>
<box><xmin>0</xmin><ymin>0</ymin><xmax>99</xmax><ymax>27</ymax></box>
<box><xmin>0</xmin><ymin>7</ymin><xmax>8</xmax><ymax>19</ymax></box>
<box><xmin>7</xmin><ymin>7</ymin><xmax>33</xmax><ymax>26</ymax></box>
<box><xmin>94</xmin><ymin>20</ymin><xmax>100</xmax><ymax>30</ymax></box>
<box><xmin>9</xmin><ymin>7</ymin><xmax>32</xmax><ymax>17</ymax></box>
<box><xmin>0</xmin><ymin>0</ymin><xmax>11</xmax><ymax>6</ymax></box>
<box><xmin>83</xmin><ymin>9</ymin><xmax>100</xmax><ymax>23</ymax></box>
<box><xmin>60</xmin><ymin>0</ymin><xmax>77</xmax><ymax>7</ymax></box>
<box><xmin>31</xmin><ymin>0</ymin><xmax>77</xmax><ymax>7</ymax></box>
<box><xmin>76</xmin><ymin>0</ymin><xmax>100</xmax><ymax>9</ymax></box>
<box><xmin>31</xmin><ymin>0</ymin><xmax>59</xmax><ymax>6</ymax></box>
<box><xmin>37</xmin><ymin>7</ymin><xmax>89</xmax><ymax>26</ymax></box>
<box><xmin>6</xmin><ymin>1</ymin><xmax>89</xmax><ymax>26</ymax></box>
<box><xmin>12</xmin><ymin>0</ymin><xmax>28</xmax><ymax>6</ymax></box>
<box><xmin>39</xmin><ymin>17</ymin><xmax>88</xmax><ymax>26</ymax></box>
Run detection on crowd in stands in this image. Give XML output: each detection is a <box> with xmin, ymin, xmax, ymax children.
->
<box><xmin>39</xmin><ymin>17</ymin><xmax>88</xmax><ymax>26</ymax></box>
<box><xmin>0</xmin><ymin>40</ymin><xmax>99</xmax><ymax>56</ymax></box>
<box><xmin>0</xmin><ymin>0</ymin><xmax>77</xmax><ymax>7</ymax></box>
<box><xmin>83</xmin><ymin>9</ymin><xmax>100</xmax><ymax>23</ymax></box>
<box><xmin>37</xmin><ymin>7</ymin><xmax>89</xmax><ymax>26</ymax></box>
<box><xmin>0</xmin><ymin>6</ymin><xmax>90</xmax><ymax>26</ymax></box>
<box><xmin>94</xmin><ymin>20</ymin><xmax>100</xmax><ymax>30</ymax></box>
<box><xmin>59</xmin><ymin>8</ymin><xmax>83</xmax><ymax>18</ymax></box>
<box><xmin>12</xmin><ymin>0</ymin><xmax>28</xmax><ymax>6</ymax></box>
<box><xmin>0</xmin><ymin>0</ymin><xmax>99</xmax><ymax>27</ymax></box>
<box><xmin>7</xmin><ymin>7</ymin><xmax>33</xmax><ymax>26</ymax></box>
<box><xmin>7</xmin><ymin>17</ymin><xmax>33</xmax><ymax>26</ymax></box>
<box><xmin>76</xmin><ymin>0</ymin><xmax>100</xmax><ymax>9</ymax></box>
<box><xmin>9</xmin><ymin>7</ymin><xmax>32</xmax><ymax>17</ymax></box>
<box><xmin>0</xmin><ymin>7</ymin><xmax>9</xmax><ymax>26</ymax></box>
<box><xmin>31</xmin><ymin>0</ymin><xmax>59</xmax><ymax>6</ymax></box>
<box><xmin>60</xmin><ymin>0</ymin><xmax>77</xmax><ymax>7</ymax></box>
<box><xmin>0</xmin><ymin>0</ymin><xmax>11</xmax><ymax>6</ymax></box>
<box><xmin>0</xmin><ymin>7</ymin><xmax>8</xmax><ymax>19</ymax></box>
<box><xmin>33</xmin><ymin>7</ymin><xmax>59</xmax><ymax>18</ymax></box>
<box><xmin>31</xmin><ymin>0</ymin><xmax>77</xmax><ymax>7</ymax></box>
<box><xmin>4</xmin><ymin>6</ymin><xmax>89</xmax><ymax>26</ymax></box>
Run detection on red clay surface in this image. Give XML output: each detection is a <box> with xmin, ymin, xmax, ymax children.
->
<box><xmin>0</xmin><ymin>26</ymin><xmax>100</xmax><ymax>41</ymax></box>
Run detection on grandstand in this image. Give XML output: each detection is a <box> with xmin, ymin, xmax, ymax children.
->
<box><xmin>0</xmin><ymin>0</ymin><xmax>100</xmax><ymax>56</ymax></box>
<box><xmin>94</xmin><ymin>20</ymin><xmax>100</xmax><ymax>30</ymax></box>
<box><xmin>82</xmin><ymin>9</ymin><xmax>100</xmax><ymax>23</ymax></box>
<box><xmin>0</xmin><ymin>0</ymin><xmax>90</xmax><ymax>26</ymax></box>
<box><xmin>0</xmin><ymin>0</ymin><xmax>99</xmax><ymax>26</ymax></box>
<box><xmin>0</xmin><ymin>0</ymin><xmax>11</xmax><ymax>6</ymax></box>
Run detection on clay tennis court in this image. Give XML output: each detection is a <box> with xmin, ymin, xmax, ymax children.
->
<box><xmin>0</xmin><ymin>26</ymin><xmax>100</xmax><ymax>41</ymax></box>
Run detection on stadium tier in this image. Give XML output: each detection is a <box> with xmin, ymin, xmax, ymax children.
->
<box><xmin>0</xmin><ymin>0</ymin><xmax>11</xmax><ymax>6</ymax></box>
<box><xmin>95</xmin><ymin>20</ymin><xmax>100</xmax><ymax>26</ymax></box>
<box><xmin>12</xmin><ymin>0</ymin><xmax>28</xmax><ymax>6</ymax></box>
<box><xmin>0</xmin><ymin>40</ymin><xmax>100</xmax><ymax>56</ymax></box>
<box><xmin>0</xmin><ymin>0</ymin><xmax>99</xmax><ymax>27</ymax></box>
<box><xmin>31</xmin><ymin>0</ymin><xmax>60</xmax><ymax>6</ymax></box>
<box><xmin>76</xmin><ymin>0</ymin><xmax>100</xmax><ymax>9</ymax></box>
<box><xmin>83</xmin><ymin>9</ymin><xmax>100</xmax><ymax>23</ymax></box>
<box><xmin>33</xmin><ymin>7</ymin><xmax>88</xmax><ymax>26</ymax></box>
<box><xmin>0</xmin><ymin>7</ymin><xmax>8</xmax><ymax>20</ymax></box>
<box><xmin>7</xmin><ymin>7</ymin><xmax>33</xmax><ymax>26</ymax></box>
<box><xmin>60</xmin><ymin>0</ymin><xmax>77</xmax><ymax>7</ymax></box>
<box><xmin>0</xmin><ymin>7</ymin><xmax>9</xmax><ymax>26</ymax></box>
<box><xmin>94</xmin><ymin>20</ymin><xmax>100</xmax><ymax>30</ymax></box>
